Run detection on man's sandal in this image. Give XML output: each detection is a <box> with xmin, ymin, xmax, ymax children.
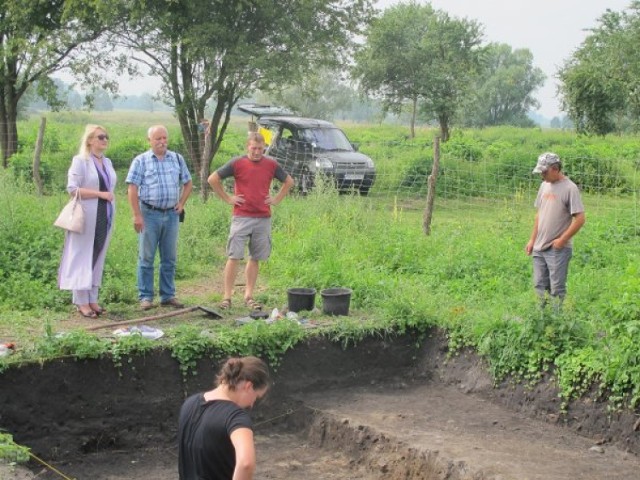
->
<box><xmin>219</xmin><ymin>299</ymin><xmax>232</xmax><ymax>310</ymax></box>
<box><xmin>245</xmin><ymin>298</ymin><xmax>263</xmax><ymax>311</ymax></box>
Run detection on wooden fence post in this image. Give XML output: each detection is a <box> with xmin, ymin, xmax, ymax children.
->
<box><xmin>422</xmin><ymin>136</ymin><xmax>440</xmax><ymax>235</ymax></box>
<box><xmin>32</xmin><ymin>117</ymin><xmax>47</xmax><ymax>196</ymax></box>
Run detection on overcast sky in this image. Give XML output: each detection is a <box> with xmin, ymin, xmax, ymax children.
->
<box><xmin>375</xmin><ymin>0</ymin><xmax>632</xmax><ymax>118</ymax></box>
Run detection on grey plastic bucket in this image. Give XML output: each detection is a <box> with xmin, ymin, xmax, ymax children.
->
<box><xmin>321</xmin><ymin>287</ymin><xmax>352</xmax><ymax>316</ymax></box>
<box><xmin>287</xmin><ymin>288</ymin><xmax>316</xmax><ymax>312</ymax></box>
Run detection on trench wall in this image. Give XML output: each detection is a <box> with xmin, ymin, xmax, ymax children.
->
<box><xmin>0</xmin><ymin>334</ymin><xmax>423</xmax><ymax>458</ymax></box>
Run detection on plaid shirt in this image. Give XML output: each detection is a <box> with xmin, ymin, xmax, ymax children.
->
<box><xmin>126</xmin><ymin>150</ymin><xmax>192</xmax><ymax>209</ymax></box>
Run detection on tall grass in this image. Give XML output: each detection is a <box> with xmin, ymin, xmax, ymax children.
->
<box><xmin>2</xmin><ymin>116</ymin><xmax>640</xmax><ymax>407</ymax></box>
<box><xmin>267</xmin><ymin>188</ymin><xmax>640</xmax><ymax>407</ymax></box>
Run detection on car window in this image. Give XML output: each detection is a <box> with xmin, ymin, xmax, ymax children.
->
<box><xmin>298</xmin><ymin>128</ymin><xmax>353</xmax><ymax>151</ymax></box>
<box><xmin>282</xmin><ymin>127</ymin><xmax>295</xmax><ymax>140</ymax></box>
<box><xmin>271</xmin><ymin>126</ymin><xmax>297</xmax><ymax>150</ymax></box>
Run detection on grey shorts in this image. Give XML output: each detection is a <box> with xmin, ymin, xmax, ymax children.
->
<box><xmin>227</xmin><ymin>216</ymin><xmax>272</xmax><ymax>261</ymax></box>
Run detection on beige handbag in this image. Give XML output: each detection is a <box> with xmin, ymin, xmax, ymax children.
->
<box><xmin>54</xmin><ymin>189</ymin><xmax>85</xmax><ymax>233</ymax></box>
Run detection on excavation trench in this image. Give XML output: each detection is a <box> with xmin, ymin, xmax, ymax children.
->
<box><xmin>1</xmin><ymin>331</ymin><xmax>639</xmax><ymax>479</ymax></box>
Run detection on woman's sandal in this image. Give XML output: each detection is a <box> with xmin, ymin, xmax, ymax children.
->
<box><xmin>244</xmin><ymin>298</ymin><xmax>263</xmax><ymax>311</ymax></box>
<box><xmin>77</xmin><ymin>307</ymin><xmax>98</xmax><ymax>319</ymax></box>
<box><xmin>219</xmin><ymin>299</ymin><xmax>232</xmax><ymax>310</ymax></box>
<box><xmin>90</xmin><ymin>305</ymin><xmax>107</xmax><ymax>316</ymax></box>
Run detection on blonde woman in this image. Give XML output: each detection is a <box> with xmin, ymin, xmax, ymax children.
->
<box><xmin>58</xmin><ymin>124</ymin><xmax>116</xmax><ymax>318</ymax></box>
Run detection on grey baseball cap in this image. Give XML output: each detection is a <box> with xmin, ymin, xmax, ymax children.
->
<box><xmin>533</xmin><ymin>152</ymin><xmax>561</xmax><ymax>173</ymax></box>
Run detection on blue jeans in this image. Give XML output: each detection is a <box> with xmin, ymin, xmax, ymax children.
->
<box><xmin>137</xmin><ymin>204</ymin><xmax>180</xmax><ymax>302</ymax></box>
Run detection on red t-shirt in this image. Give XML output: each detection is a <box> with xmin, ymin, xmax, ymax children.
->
<box><xmin>216</xmin><ymin>155</ymin><xmax>288</xmax><ymax>217</ymax></box>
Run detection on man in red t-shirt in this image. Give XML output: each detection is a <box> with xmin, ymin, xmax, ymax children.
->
<box><xmin>208</xmin><ymin>132</ymin><xmax>294</xmax><ymax>311</ymax></box>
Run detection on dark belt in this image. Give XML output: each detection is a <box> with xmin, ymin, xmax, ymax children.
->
<box><xmin>141</xmin><ymin>201</ymin><xmax>175</xmax><ymax>212</ymax></box>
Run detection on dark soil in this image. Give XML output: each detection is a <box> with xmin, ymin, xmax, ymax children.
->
<box><xmin>1</xmin><ymin>330</ymin><xmax>639</xmax><ymax>479</ymax></box>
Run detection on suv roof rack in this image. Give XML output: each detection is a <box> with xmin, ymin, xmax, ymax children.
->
<box><xmin>237</xmin><ymin>103</ymin><xmax>295</xmax><ymax>117</ymax></box>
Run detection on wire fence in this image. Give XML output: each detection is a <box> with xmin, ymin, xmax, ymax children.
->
<box><xmin>9</xmin><ymin>126</ymin><xmax>640</xmax><ymax>236</ymax></box>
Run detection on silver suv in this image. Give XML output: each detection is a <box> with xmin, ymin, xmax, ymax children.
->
<box><xmin>238</xmin><ymin>104</ymin><xmax>376</xmax><ymax>195</ymax></box>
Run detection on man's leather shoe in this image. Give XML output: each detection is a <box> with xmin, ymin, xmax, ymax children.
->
<box><xmin>161</xmin><ymin>298</ymin><xmax>184</xmax><ymax>308</ymax></box>
<box><xmin>140</xmin><ymin>300</ymin><xmax>154</xmax><ymax>311</ymax></box>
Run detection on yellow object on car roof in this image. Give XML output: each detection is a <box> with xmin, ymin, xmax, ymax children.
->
<box><xmin>259</xmin><ymin>126</ymin><xmax>273</xmax><ymax>146</ymax></box>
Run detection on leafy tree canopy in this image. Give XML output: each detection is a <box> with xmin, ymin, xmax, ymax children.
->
<box><xmin>0</xmin><ymin>0</ymin><xmax>125</xmax><ymax>166</ymax></box>
<box><xmin>463</xmin><ymin>43</ymin><xmax>545</xmax><ymax>128</ymax></box>
<box><xmin>353</xmin><ymin>1</ymin><xmax>483</xmax><ymax>141</ymax></box>
<box><xmin>558</xmin><ymin>2</ymin><xmax>640</xmax><ymax>135</ymax></box>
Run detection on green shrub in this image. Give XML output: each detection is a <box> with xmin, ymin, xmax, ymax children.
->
<box><xmin>563</xmin><ymin>155</ymin><xmax>628</xmax><ymax>194</ymax></box>
<box><xmin>105</xmin><ymin>137</ymin><xmax>148</xmax><ymax>169</ymax></box>
<box><xmin>442</xmin><ymin>137</ymin><xmax>484</xmax><ymax>162</ymax></box>
<box><xmin>400</xmin><ymin>156</ymin><xmax>432</xmax><ymax>192</ymax></box>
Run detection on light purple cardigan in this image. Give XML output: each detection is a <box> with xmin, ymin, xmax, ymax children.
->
<box><xmin>58</xmin><ymin>155</ymin><xmax>117</xmax><ymax>290</ymax></box>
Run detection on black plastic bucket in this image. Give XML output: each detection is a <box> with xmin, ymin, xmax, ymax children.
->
<box><xmin>287</xmin><ymin>288</ymin><xmax>316</xmax><ymax>312</ymax></box>
<box><xmin>321</xmin><ymin>287</ymin><xmax>352</xmax><ymax>316</ymax></box>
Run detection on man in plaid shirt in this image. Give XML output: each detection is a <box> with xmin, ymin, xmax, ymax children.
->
<box><xmin>126</xmin><ymin>125</ymin><xmax>193</xmax><ymax>310</ymax></box>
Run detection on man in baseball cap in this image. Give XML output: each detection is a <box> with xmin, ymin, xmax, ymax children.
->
<box><xmin>532</xmin><ymin>152</ymin><xmax>561</xmax><ymax>173</ymax></box>
<box><xmin>525</xmin><ymin>152</ymin><xmax>585</xmax><ymax>311</ymax></box>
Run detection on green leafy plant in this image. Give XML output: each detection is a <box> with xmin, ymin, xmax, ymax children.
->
<box><xmin>169</xmin><ymin>325</ymin><xmax>217</xmax><ymax>378</ymax></box>
<box><xmin>32</xmin><ymin>330</ymin><xmax>110</xmax><ymax>360</ymax></box>
<box><xmin>0</xmin><ymin>432</ymin><xmax>30</xmax><ymax>463</ymax></box>
<box><xmin>110</xmin><ymin>334</ymin><xmax>157</xmax><ymax>369</ymax></box>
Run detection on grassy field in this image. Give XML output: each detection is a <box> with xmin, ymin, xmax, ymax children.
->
<box><xmin>2</xmin><ymin>112</ymin><xmax>640</xmax><ymax>410</ymax></box>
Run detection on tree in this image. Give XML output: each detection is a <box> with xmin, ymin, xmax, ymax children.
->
<box><xmin>0</xmin><ymin>0</ymin><xmax>123</xmax><ymax>167</ymax></box>
<box><xmin>121</xmin><ymin>0</ymin><xmax>373</xmax><ymax>199</ymax></box>
<box><xmin>138</xmin><ymin>93</ymin><xmax>156</xmax><ymax>113</ymax></box>
<box><xmin>558</xmin><ymin>3</ymin><xmax>640</xmax><ymax>135</ymax></box>
<box><xmin>353</xmin><ymin>2</ymin><xmax>483</xmax><ymax>141</ymax></box>
<box><xmin>22</xmin><ymin>78</ymin><xmax>83</xmax><ymax>112</ymax></box>
<box><xmin>264</xmin><ymin>68</ymin><xmax>357</xmax><ymax>120</ymax></box>
<box><xmin>91</xmin><ymin>89</ymin><xmax>114</xmax><ymax>111</ymax></box>
<box><xmin>463</xmin><ymin>43</ymin><xmax>545</xmax><ymax>127</ymax></box>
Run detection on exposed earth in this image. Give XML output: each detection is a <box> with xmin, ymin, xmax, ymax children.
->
<box><xmin>1</xmin><ymin>332</ymin><xmax>640</xmax><ymax>479</ymax></box>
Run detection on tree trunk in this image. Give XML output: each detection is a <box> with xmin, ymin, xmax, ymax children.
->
<box><xmin>32</xmin><ymin>117</ymin><xmax>47</xmax><ymax>196</ymax></box>
<box><xmin>0</xmin><ymin>90</ymin><xmax>6</xmax><ymax>168</ymax></box>
<box><xmin>410</xmin><ymin>96</ymin><xmax>417</xmax><ymax>139</ymax></box>
<box><xmin>0</xmin><ymin>97</ymin><xmax>19</xmax><ymax>168</ymax></box>
<box><xmin>164</xmin><ymin>42</ymin><xmax>239</xmax><ymax>202</ymax></box>
<box><xmin>174</xmin><ymin>104</ymin><xmax>203</xmax><ymax>184</ymax></box>
<box><xmin>423</xmin><ymin>136</ymin><xmax>440</xmax><ymax>236</ymax></box>
<box><xmin>438</xmin><ymin>114</ymin><xmax>450</xmax><ymax>143</ymax></box>
<box><xmin>169</xmin><ymin>43</ymin><xmax>204</xmax><ymax>189</ymax></box>
<box><xmin>197</xmin><ymin>88</ymin><xmax>237</xmax><ymax>201</ymax></box>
